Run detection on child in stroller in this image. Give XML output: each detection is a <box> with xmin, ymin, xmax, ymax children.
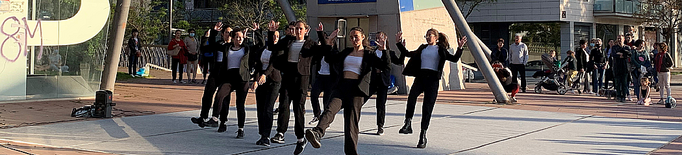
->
<box><xmin>532</xmin><ymin>50</ymin><xmax>581</xmax><ymax>95</ymax></box>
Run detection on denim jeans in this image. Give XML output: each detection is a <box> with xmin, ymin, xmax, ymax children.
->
<box><xmin>592</xmin><ymin>64</ymin><xmax>605</xmax><ymax>91</ymax></box>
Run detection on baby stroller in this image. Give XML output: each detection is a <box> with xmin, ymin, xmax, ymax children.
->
<box><xmin>532</xmin><ymin>54</ymin><xmax>581</xmax><ymax>95</ymax></box>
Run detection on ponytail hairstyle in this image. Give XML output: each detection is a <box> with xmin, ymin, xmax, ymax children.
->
<box><xmin>349</xmin><ymin>27</ymin><xmax>369</xmax><ymax>47</ymax></box>
<box><xmin>427</xmin><ymin>28</ymin><xmax>450</xmax><ymax>49</ymax></box>
<box><xmin>659</xmin><ymin>42</ymin><xmax>668</xmax><ymax>53</ymax></box>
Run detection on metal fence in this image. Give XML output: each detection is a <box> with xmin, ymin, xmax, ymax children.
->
<box><xmin>119</xmin><ymin>45</ymin><xmax>171</xmax><ymax>69</ymax></box>
<box><xmin>526</xmin><ymin>42</ymin><xmax>559</xmax><ymax>54</ymax></box>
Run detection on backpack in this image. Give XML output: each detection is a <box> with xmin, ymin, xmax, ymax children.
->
<box><xmin>665</xmin><ymin>96</ymin><xmax>676</xmax><ymax>108</ymax></box>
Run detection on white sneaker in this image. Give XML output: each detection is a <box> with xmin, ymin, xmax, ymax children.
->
<box><xmin>180</xmin><ymin>80</ymin><xmax>186</xmax><ymax>84</ymax></box>
<box><xmin>173</xmin><ymin>80</ymin><xmax>177</xmax><ymax>83</ymax></box>
<box><xmin>511</xmin><ymin>97</ymin><xmax>517</xmax><ymax>102</ymax></box>
<box><xmin>308</xmin><ymin>117</ymin><xmax>319</xmax><ymax>125</ymax></box>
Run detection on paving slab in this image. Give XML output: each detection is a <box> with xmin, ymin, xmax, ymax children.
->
<box><xmin>1</xmin><ymin>99</ymin><xmax>681</xmax><ymax>155</ymax></box>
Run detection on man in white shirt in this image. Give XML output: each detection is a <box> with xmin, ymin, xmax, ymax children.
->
<box><xmin>508</xmin><ymin>34</ymin><xmax>529</xmax><ymax>92</ymax></box>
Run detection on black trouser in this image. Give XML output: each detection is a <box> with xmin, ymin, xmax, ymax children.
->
<box><xmin>256</xmin><ymin>79</ymin><xmax>281</xmax><ymax>137</ymax></box>
<box><xmin>364</xmin><ymin>82</ymin><xmax>387</xmax><ymax>128</ymax></box>
<box><xmin>199</xmin><ymin>74</ymin><xmax>221</xmax><ymax>119</ymax></box>
<box><xmin>275</xmin><ymin>74</ymin><xmax>309</xmax><ymax>139</ymax></box>
<box><xmin>405</xmin><ymin>72</ymin><xmax>440</xmax><ymax>130</ymax></box>
<box><xmin>314</xmin><ymin>79</ymin><xmax>364</xmax><ymax>155</ymax></box>
<box><xmin>510</xmin><ymin>64</ymin><xmax>526</xmax><ymax>89</ymax></box>
<box><xmin>614</xmin><ymin>73</ymin><xmax>629</xmax><ymax>99</ymax></box>
<box><xmin>212</xmin><ymin>70</ymin><xmax>249</xmax><ymax>127</ymax></box>
<box><xmin>128</xmin><ymin>55</ymin><xmax>138</xmax><ymax>75</ymax></box>
<box><xmin>200</xmin><ymin>57</ymin><xmax>213</xmax><ymax>80</ymax></box>
<box><xmin>310</xmin><ymin>74</ymin><xmax>335</xmax><ymax>117</ymax></box>
<box><xmin>172</xmin><ymin>58</ymin><xmax>184</xmax><ymax>81</ymax></box>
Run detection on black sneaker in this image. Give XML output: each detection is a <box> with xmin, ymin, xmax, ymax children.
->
<box><xmin>236</xmin><ymin>129</ymin><xmax>244</xmax><ymax>139</ymax></box>
<box><xmin>218</xmin><ymin>124</ymin><xmax>227</xmax><ymax>133</ymax></box>
<box><xmin>205</xmin><ymin>118</ymin><xmax>219</xmax><ymax>127</ymax></box>
<box><xmin>306</xmin><ymin>129</ymin><xmax>322</xmax><ymax>148</ymax></box>
<box><xmin>294</xmin><ymin>139</ymin><xmax>307</xmax><ymax>155</ymax></box>
<box><xmin>256</xmin><ymin>137</ymin><xmax>270</xmax><ymax>147</ymax></box>
<box><xmin>271</xmin><ymin>133</ymin><xmax>285</xmax><ymax>144</ymax></box>
<box><xmin>190</xmin><ymin>117</ymin><xmax>201</xmax><ymax>124</ymax></box>
<box><xmin>377</xmin><ymin>126</ymin><xmax>384</xmax><ymax>136</ymax></box>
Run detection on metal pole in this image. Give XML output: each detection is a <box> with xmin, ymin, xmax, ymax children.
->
<box><xmin>100</xmin><ymin>0</ymin><xmax>132</xmax><ymax>91</ymax></box>
<box><xmin>169</xmin><ymin>0</ymin><xmax>173</xmax><ymax>42</ymax></box>
<box><xmin>441</xmin><ymin>0</ymin><xmax>509</xmax><ymax>103</ymax></box>
<box><xmin>472</xmin><ymin>35</ymin><xmax>492</xmax><ymax>62</ymax></box>
<box><xmin>276</xmin><ymin>0</ymin><xmax>297</xmax><ymax>22</ymax></box>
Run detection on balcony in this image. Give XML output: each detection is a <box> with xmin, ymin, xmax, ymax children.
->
<box><xmin>594</xmin><ymin>0</ymin><xmax>641</xmax><ymax>15</ymax></box>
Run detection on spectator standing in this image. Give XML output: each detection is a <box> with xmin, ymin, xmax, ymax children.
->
<box><xmin>654</xmin><ymin>43</ymin><xmax>674</xmax><ymax>104</ymax></box>
<box><xmin>508</xmin><ymin>34</ymin><xmax>529</xmax><ymax>92</ymax></box>
<box><xmin>590</xmin><ymin>38</ymin><xmax>606</xmax><ymax>95</ymax></box>
<box><xmin>631</xmin><ymin>40</ymin><xmax>650</xmax><ymax>101</ymax></box>
<box><xmin>184</xmin><ymin>29</ymin><xmax>201</xmax><ymax>83</ymax></box>
<box><xmin>168</xmin><ymin>30</ymin><xmax>187</xmax><ymax>83</ymax></box>
<box><xmin>575</xmin><ymin>40</ymin><xmax>590</xmax><ymax>93</ymax></box>
<box><xmin>491</xmin><ymin>38</ymin><xmax>508</xmax><ymax>66</ymax></box>
<box><xmin>612</xmin><ymin>35</ymin><xmax>632</xmax><ymax>102</ymax></box>
<box><xmin>128</xmin><ymin>29</ymin><xmax>141</xmax><ymax>77</ymax></box>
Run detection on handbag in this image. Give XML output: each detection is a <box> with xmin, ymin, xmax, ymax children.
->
<box><xmin>167</xmin><ymin>46</ymin><xmax>180</xmax><ymax>56</ymax></box>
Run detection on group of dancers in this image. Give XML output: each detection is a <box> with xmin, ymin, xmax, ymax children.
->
<box><xmin>188</xmin><ymin>20</ymin><xmax>468</xmax><ymax>155</ymax></box>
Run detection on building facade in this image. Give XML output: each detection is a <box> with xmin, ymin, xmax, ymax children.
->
<box><xmin>308</xmin><ymin>0</ymin><xmax>467</xmax><ymax>94</ymax></box>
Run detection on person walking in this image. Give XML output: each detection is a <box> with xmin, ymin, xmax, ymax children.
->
<box><xmin>168</xmin><ymin>30</ymin><xmax>187</xmax><ymax>83</ymax></box>
<box><xmin>654</xmin><ymin>43</ymin><xmax>674</xmax><ymax>104</ymax></box>
<box><xmin>590</xmin><ymin>38</ymin><xmax>606</xmax><ymax>95</ymax></box>
<box><xmin>394</xmin><ymin>29</ymin><xmax>467</xmax><ymax>148</ymax></box>
<box><xmin>491</xmin><ymin>38</ymin><xmax>508</xmax><ymax>67</ymax></box>
<box><xmin>362</xmin><ymin>31</ymin><xmax>401</xmax><ymax>135</ymax></box>
<box><xmin>612</xmin><ymin>35</ymin><xmax>632</xmax><ymax>102</ymax></box>
<box><xmin>212</xmin><ymin>27</ymin><xmax>263</xmax><ymax>138</ymax></box>
<box><xmin>190</xmin><ymin>23</ymin><xmax>231</xmax><ymax>128</ymax></box>
<box><xmin>304</xmin><ymin>26</ymin><xmax>389</xmax><ymax>155</ymax></box>
<box><xmin>508</xmin><ymin>34</ymin><xmax>529</xmax><ymax>92</ymax></box>
<box><xmin>185</xmin><ymin>29</ymin><xmax>201</xmax><ymax>83</ymax></box>
<box><xmin>267</xmin><ymin>20</ymin><xmax>333</xmax><ymax>155</ymax></box>
<box><xmin>128</xmin><ymin>29</ymin><xmax>141</xmax><ymax>77</ymax></box>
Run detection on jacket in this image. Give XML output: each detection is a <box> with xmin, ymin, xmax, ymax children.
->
<box><xmin>395</xmin><ymin>43</ymin><xmax>464</xmax><ymax>78</ymax></box>
<box><xmin>267</xmin><ymin>31</ymin><xmax>331</xmax><ymax>76</ymax></box>
<box><xmin>128</xmin><ymin>37</ymin><xmax>141</xmax><ymax>56</ymax></box>
<box><xmin>371</xmin><ymin>49</ymin><xmax>401</xmax><ymax>87</ymax></box>
<box><xmin>491</xmin><ymin>47</ymin><xmax>508</xmax><ymax>66</ymax></box>
<box><xmin>590</xmin><ymin>48</ymin><xmax>605</xmax><ymax>64</ymax></box>
<box><xmin>654</xmin><ymin>52</ymin><xmax>674</xmax><ymax>73</ymax></box>
<box><xmin>575</xmin><ymin>47</ymin><xmax>588</xmax><ymax>71</ymax></box>
<box><xmin>612</xmin><ymin>45</ymin><xmax>632</xmax><ymax>75</ymax></box>
<box><xmin>217</xmin><ymin>30</ymin><xmax>265</xmax><ymax>82</ymax></box>
<box><xmin>562</xmin><ymin>55</ymin><xmax>576</xmax><ymax>71</ymax></box>
<box><xmin>325</xmin><ymin>47</ymin><xmax>390</xmax><ymax>96</ymax></box>
<box><xmin>252</xmin><ymin>46</ymin><xmax>284</xmax><ymax>82</ymax></box>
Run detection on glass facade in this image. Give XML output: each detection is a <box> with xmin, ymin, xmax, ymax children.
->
<box><xmin>0</xmin><ymin>0</ymin><xmax>114</xmax><ymax>101</ymax></box>
<box><xmin>594</xmin><ymin>0</ymin><xmax>641</xmax><ymax>14</ymax></box>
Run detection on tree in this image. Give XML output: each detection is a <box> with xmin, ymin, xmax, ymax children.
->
<box><xmin>127</xmin><ymin>0</ymin><xmax>168</xmax><ymax>44</ymax></box>
<box><xmin>636</xmin><ymin>0</ymin><xmax>682</xmax><ymax>42</ymax></box>
<box><xmin>510</xmin><ymin>23</ymin><xmax>561</xmax><ymax>48</ymax></box>
<box><xmin>219</xmin><ymin>0</ymin><xmax>306</xmax><ymax>30</ymax></box>
<box><xmin>456</xmin><ymin>0</ymin><xmax>498</xmax><ymax>19</ymax></box>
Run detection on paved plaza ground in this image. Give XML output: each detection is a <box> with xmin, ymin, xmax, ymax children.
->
<box><xmin>0</xmin><ymin>67</ymin><xmax>680</xmax><ymax>154</ymax></box>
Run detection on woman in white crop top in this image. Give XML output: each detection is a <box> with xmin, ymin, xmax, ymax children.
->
<box><xmin>395</xmin><ymin>28</ymin><xmax>467</xmax><ymax>149</ymax></box>
<box><xmin>305</xmin><ymin>26</ymin><xmax>389</xmax><ymax>155</ymax></box>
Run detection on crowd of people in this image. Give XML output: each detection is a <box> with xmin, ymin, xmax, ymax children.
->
<box><xmin>151</xmin><ymin>19</ymin><xmax>469</xmax><ymax>155</ymax></box>
<box><xmin>125</xmin><ymin>18</ymin><xmax>676</xmax><ymax>154</ymax></box>
<box><xmin>490</xmin><ymin>33</ymin><xmax>675</xmax><ymax>105</ymax></box>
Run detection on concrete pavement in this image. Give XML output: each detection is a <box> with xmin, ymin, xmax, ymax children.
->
<box><xmin>1</xmin><ymin>99</ymin><xmax>681</xmax><ymax>155</ymax></box>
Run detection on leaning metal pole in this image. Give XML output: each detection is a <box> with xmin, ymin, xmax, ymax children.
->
<box><xmin>441</xmin><ymin>0</ymin><xmax>509</xmax><ymax>103</ymax></box>
<box><xmin>100</xmin><ymin>0</ymin><xmax>132</xmax><ymax>91</ymax></box>
<box><xmin>277</xmin><ymin>0</ymin><xmax>297</xmax><ymax>22</ymax></box>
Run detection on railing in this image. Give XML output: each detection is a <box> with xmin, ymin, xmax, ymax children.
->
<box><xmin>526</xmin><ymin>42</ymin><xmax>559</xmax><ymax>54</ymax></box>
<box><xmin>119</xmin><ymin>45</ymin><xmax>171</xmax><ymax>69</ymax></box>
<box><xmin>594</xmin><ymin>0</ymin><xmax>641</xmax><ymax>14</ymax></box>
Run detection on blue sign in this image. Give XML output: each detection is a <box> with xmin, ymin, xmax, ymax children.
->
<box><xmin>319</xmin><ymin>0</ymin><xmax>377</xmax><ymax>4</ymax></box>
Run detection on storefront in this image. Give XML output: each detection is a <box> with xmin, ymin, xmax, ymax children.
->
<box><xmin>0</xmin><ymin>0</ymin><xmax>113</xmax><ymax>101</ymax></box>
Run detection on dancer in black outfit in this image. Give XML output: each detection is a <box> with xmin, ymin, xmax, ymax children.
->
<box><xmin>267</xmin><ymin>20</ymin><xmax>333</xmax><ymax>155</ymax></box>
<box><xmin>212</xmin><ymin>27</ymin><xmax>264</xmax><ymax>138</ymax></box>
<box><xmin>309</xmin><ymin>32</ymin><xmax>340</xmax><ymax>125</ymax></box>
<box><xmin>253</xmin><ymin>28</ymin><xmax>284</xmax><ymax>147</ymax></box>
<box><xmin>190</xmin><ymin>23</ymin><xmax>231</xmax><ymax>128</ymax></box>
<box><xmin>363</xmin><ymin>31</ymin><xmax>401</xmax><ymax>135</ymax></box>
<box><xmin>396</xmin><ymin>29</ymin><xmax>467</xmax><ymax>148</ymax></box>
<box><xmin>305</xmin><ymin>26</ymin><xmax>389</xmax><ymax>155</ymax></box>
